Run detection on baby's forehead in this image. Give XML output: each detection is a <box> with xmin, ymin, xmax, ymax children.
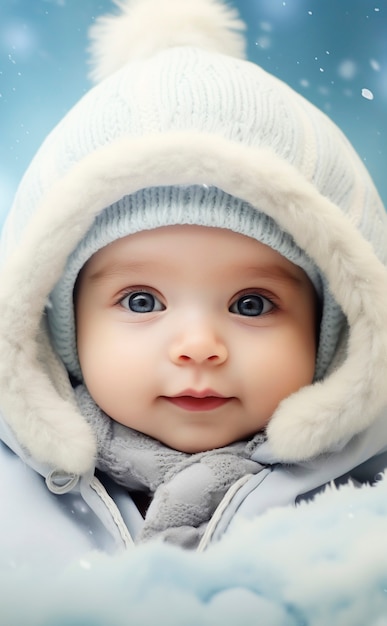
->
<box><xmin>78</xmin><ymin>224</ymin><xmax>311</xmax><ymax>290</ymax></box>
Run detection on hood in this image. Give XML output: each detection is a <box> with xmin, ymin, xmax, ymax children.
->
<box><xmin>1</xmin><ymin>0</ymin><xmax>387</xmax><ymax>475</ymax></box>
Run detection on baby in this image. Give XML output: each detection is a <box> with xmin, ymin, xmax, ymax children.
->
<box><xmin>1</xmin><ymin>0</ymin><xmax>387</xmax><ymax>552</ymax></box>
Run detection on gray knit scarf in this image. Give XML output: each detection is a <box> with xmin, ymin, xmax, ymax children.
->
<box><xmin>75</xmin><ymin>385</ymin><xmax>265</xmax><ymax>548</ymax></box>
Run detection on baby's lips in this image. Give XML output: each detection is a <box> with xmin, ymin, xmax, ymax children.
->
<box><xmin>163</xmin><ymin>390</ymin><xmax>232</xmax><ymax>411</ymax></box>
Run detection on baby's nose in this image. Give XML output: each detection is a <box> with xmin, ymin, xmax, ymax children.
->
<box><xmin>169</xmin><ymin>323</ymin><xmax>228</xmax><ymax>366</ymax></box>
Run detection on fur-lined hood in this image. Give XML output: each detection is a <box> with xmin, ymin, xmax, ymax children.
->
<box><xmin>1</xmin><ymin>0</ymin><xmax>387</xmax><ymax>476</ymax></box>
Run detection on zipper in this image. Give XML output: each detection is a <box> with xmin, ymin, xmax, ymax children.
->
<box><xmin>197</xmin><ymin>473</ymin><xmax>254</xmax><ymax>552</ymax></box>
<box><xmin>84</xmin><ymin>475</ymin><xmax>135</xmax><ymax>549</ymax></box>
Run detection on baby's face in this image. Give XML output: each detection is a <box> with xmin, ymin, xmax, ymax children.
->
<box><xmin>75</xmin><ymin>225</ymin><xmax>317</xmax><ymax>453</ymax></box>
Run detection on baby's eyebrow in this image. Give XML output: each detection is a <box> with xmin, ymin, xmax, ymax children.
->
<box><xmin>243</xmin><ymin>264</ymin><xmax>305</xmax><ymax>286</ymax></box>
<box><xmin>86</xmin><ymin>260</ymin><xmax>307</xmax><ymax>287</ymax></box>
<box><xmin>87</xmin><ymin>261</ymin><xmax>153</xmax><ymax>282</ymax></box>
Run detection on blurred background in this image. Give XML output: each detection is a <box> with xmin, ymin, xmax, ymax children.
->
<box><xmin>1</xmin><ymin>0</ymin><xmax>386</xmax><ymax>228</ymax></box>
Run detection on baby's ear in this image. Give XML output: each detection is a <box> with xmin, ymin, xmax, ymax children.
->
<box><xmin>88</xmin><ymin>0</ymin><xmax>247</xmax><ymax>83</ymax></box>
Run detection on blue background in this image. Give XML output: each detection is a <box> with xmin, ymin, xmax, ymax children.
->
<box><xmin>1</xmin><ymin>0</ymin><xmax>386</xmax><ymax>227</ymax></box>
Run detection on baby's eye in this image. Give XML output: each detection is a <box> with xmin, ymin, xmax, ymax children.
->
<box><xmin>120</xmin><ymin>291</ymin><xmax>165</xmax><ymax>313</ymax></box>
<box><xmin>229</xmin><ymin>293</ymin><xmax>274</xmax><ymax>317</ymax></box>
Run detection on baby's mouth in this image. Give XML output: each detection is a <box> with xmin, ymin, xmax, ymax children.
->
<box><xmin>163</xmin><ymin>390</ymin><xmax>232</xmax><ymax>412</ymax></box>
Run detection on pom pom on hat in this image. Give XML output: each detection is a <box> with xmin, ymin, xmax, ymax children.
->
<box><xmin>88</xmin><ymin>0</ymin><xmax>246</xmax><ymax>83</ymax></box>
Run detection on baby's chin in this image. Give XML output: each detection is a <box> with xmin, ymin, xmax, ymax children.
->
<box><xmin>159</xmin><ymin>434</ymin><xmax>246</xmax><ymax>454</ymax></box>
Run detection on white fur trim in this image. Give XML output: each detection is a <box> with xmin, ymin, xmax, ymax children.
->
<box><xmin>1</xmin><ymin>132</ymin><xmax>387</xmax><ymax>471</ymax></box>
<box><xmin>88</xmin><ymin>0</ymin><xmax>246</xmax><ymax>82</ymax></box>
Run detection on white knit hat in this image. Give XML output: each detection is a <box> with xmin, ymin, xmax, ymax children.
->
<box><xmin>1</xmin><ymin>0</ymin><xmax>387</xmax><ymax>474</ymax></box>
<box><xmin>45</xmin><ymin>0</ymin><xmax>345</xmax><ymax>383</ymax></box>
